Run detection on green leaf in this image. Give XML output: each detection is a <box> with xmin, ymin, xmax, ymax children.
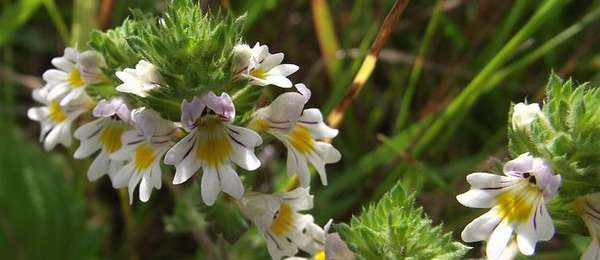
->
<box><xmin>0</xmin><ymin>122</ymin><xmax>103</xmax><ymax>259</ymax></box>
<box><xmin>336</xmin><ymin>183</ymin><xmax>469</xmax><ymax>259</ymax></box>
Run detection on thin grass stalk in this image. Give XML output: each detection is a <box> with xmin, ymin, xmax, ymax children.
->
<box><xmin>393</xmin><ymin>0</ymin><xmax>443</xmax><ymax>131</ymax></box>
<box><xmin>412</xmin><ymin>0</ymin><xmax>564</xmax><ymax>158</ymax></box>
<box><xmin>311</xmin><ymin>0</ymin><xmax>340</xmax><ymax>80</ymax></box>
<box><xmin>42</xmin><ymin>0</ymin><xmax>70</xmax><ymax>44</ymax></box>
<box><xmin>326</xmin><ymin>0</ymin><xmax>410</xmax><ymax>129</ymax></box>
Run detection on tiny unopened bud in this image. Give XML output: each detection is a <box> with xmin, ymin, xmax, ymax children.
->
<box><xmin>512</xmin><ymin>102</ymin><xmax>542</xmax><ymax>130</ymax></box>
<box><xmin>232</xmin><ymin>44</ymin><xmax>253</xmax><ymax>74</ymax></box>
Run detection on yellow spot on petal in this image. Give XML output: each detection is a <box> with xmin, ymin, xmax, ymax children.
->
<box><xmin>250</xmin><ymin>118</ymin><xmax>269</xmax><ymax>132</ymax></box>
<box><xmin>68</xmin><ymin>68</ymin><xmax>86</xmax><ymax>88</ymax></box>
<box><xmin>134</xmin><ymin>143</ymin><xmax>156</xmax><ymax>172</ymax></box>
<box><xmin>195</xmin><ymin>116</ymin><xmax>233</xmax><ymax>168</ymax></box>
<box><xmin>497</xmin><ymin>182</ymin><xmax>540</xmax><ymax>222</ymax></box>
<box><xmin>48</xmin><ymin>100</ymin><xmax>66</xmax><ymax>123</ymax></box>
<box><xmin>250</xmin><ymin>68</ymin><xmax>267</xmax><ymax>79</ymax></box>
<box><xmin>270</xmin><ymin>203</ymin><xmax>294</xmax><ymax>236</ymax></box>
<box><xmin>99</xmin><ymin>122</ymin><xmax>126</xmax><ymax>153</ymax></box>
<box><xmin>288</xmin><ymin>125</ymin><xmax>314</xmax><ymax>154</ymax></box>
<box><xmin>314</xmin><ymin>250</ymin><xmax>325</xmax><ymax>260</ymax></box>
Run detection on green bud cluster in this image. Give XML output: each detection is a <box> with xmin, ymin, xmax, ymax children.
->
<box><xmin>87</xmin><ymin>0</ymin><xmax>251</xmax><ymax>121</ymax></box>
<box><xmin>508</xmin><ymin>73</ymin><xmax>600</xmax><ymax>234</ymax></box>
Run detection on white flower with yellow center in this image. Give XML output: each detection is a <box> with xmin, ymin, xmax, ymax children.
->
<box><xmin>233</xmin><ymin>43</ymin><xmax>299</xmax><ymax>88</ymax></box>
<box><xmin>37</xmin><ymin>47</ymin><xmax>105</xmax><ymax>106</ymax></box>
<box><xmin>73</xmin><ymin>98</ymin><xmax>131</xmax><ymax>183</ymax></box>
<box><xmin>164</xmin><ymin>92</ymin><xmax>262</xmax><ymax>205</ymax></box>
<box><xmin>512</xmin><ymin>102</ymin><xmax>542</xmax><ymax>130</ymax></box>
<box><xmin>576</xmin><ymin>193</ymin><xmax>600</xmax><ymax>260</ymax></box>
<box><xmin>456</xmin><ymin>153</ymin><xmax>562</xmax><ymax>259</ymax></box>
<box><xmin>239</xmin><ymin>187</ymin><xmax>326</xmax><ymax>260</ymax></box>
<box><xmin>110</xmin><ymin>108</ymin><xmax>175</xmax><ymax>204</ymax></box>
<box><xmin>116</xmin><ymin>60</ymin><xmax>162</xmax><ymax>97</ymax></box>
<box><xmin>251</xmin><ymin>84</ymin><xmax>341</xmax><ymax>187</ymax></box>
<box><xmin>27</xmin><ymin>94</ymin><xmax>89</xmax><ymax>151</ymax></box>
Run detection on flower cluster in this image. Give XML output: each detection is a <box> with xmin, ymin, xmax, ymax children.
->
<box><xmin>458</xmin><ymin>96</ymin><xmax>600</xmax><ymax>259</ymax></box>
<box><xmin>28</xmin><ymin>39</ymin><xmax>340</xmax><ymax>259</ymax></box>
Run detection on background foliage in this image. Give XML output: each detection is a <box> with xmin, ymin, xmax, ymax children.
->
<box><xmin>1</xmin><ymin>0</ymin><xmax>600</xmax><ymax>259</ymax></box>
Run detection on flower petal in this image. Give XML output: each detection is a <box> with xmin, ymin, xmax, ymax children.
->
<box><xmin>534</xmin><ymin>202</ymin><xmax>555</xmax><ymax>241</ymax></box>
<box><xmin>112</xmin><ymin>163</ymin><xmax>134</xmax><ymax>188</ymax></box>
<box><xmin>201</xmin><ymin>167</ymin><xmax>220</xmax><ymax>205</ymax></box>
<box><xmin>263</xmin><ymin>75</ymin><xmax>293</xmax><ymax>88</ymax></box>
<box><xmin>139</xmin><ymin>173</ymin><xmax>153</xmax><ymax>202</ymax></box>
<box><xmin>299</xmin><ymin>109</ymin><xmax>338</xmax><ymax>139</ymax></box>
<box><xmin>503</xmin><ymin>153</ymin><xmax>533</xmax><ymax>176</ymax></box>
<box><xmin>201</xmin><ymin>92</ymin><xmax>235</xmax><ymax>121</ymax></box>
<box><xmin>128</xmin><ymin>169</ymin><xmax>144</xmax><ymax>204</ymax></box>
<box><xmin>461</xmin><ymin>207</ymin><xmax>502</xmax><ymax>242</ymax></box>
<box><xmin>268</xmin><ymin>64</ymin><xmax>299</xmax><ymax>77</ymax></box>
<box><xmin>218</xmin><ymin>164</ymin><xmax>244</xmax><ymax>200</ymax></box>
<box><xmin>260</xmin><ymin>52</ymin><xmax>284</xmax><ymax>71</ymax></box>
<box><xmin>486</xmin><ymin>220</ymin><xmax>515</xmax><ymax>260</ymax></box>
<box><xmin>287</xmin><ymin>148</ymin><xmax>310</xmax><ymax>187</ymax></box>
<box><xmin>456</xmin><ymin>189</ymin><xmax>500</xmax><ymax>208</ymax></box>
<box><xmin>280</xmin><ymin>187</ymin><xmax>313</xmax><ymax>211</ymax></box>
<box><xmin>87</xmin><ymin>151</ymin><xmax>110</xmax><ymax>181</ymax></box>
<box><xmin>466</xmin><ymin>172</ymin><xmax>515</xmax><ymax>189</ymax></box>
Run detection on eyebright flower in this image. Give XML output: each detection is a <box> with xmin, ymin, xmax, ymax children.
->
<box><xmin>512</xmin><ymin>102</ymin><xmax>542</xmax><ymax>130</ymax></box>
<box><xmin>116</xmin><ymin>60</ymin><xmax>162</xmax><ymax>97</ymax></box>
<box><xmin>164</xmin><ymin>92</ymin><xmax>262</xmax><ymax>205</ymax></box>
<box><xmin>239</xmin><ymin>187</ymin><xmax>326</xmax><ymax>260</ymax></box>
<box><xmin>110</xmin><ymin>108</ymin><xmax>175</xmax><ymax>204</ymax></box>
<box><xmin>37</xmin><ymin>47</ymin><xmax>105</xmax><ymax>106</ymax></box>
<box><xmin>27</xmin><ymin>94</ymin><xmax>90</xmax><ymax>151</ymax></box>
<box><xmin>456</xmin><ymin>153</ymin><xmax>562</xmax><ymax>259</ymax></box>
<box><xmin>251</xmin><ymin>84</ymin><xmax>341</xmax><ymax>187</ymax></box>
<box><xmin>233</xmin><ymin>42</ymin><xmax>299</xmax><ymax>88</ymax></box>
<box><xmin>73</xmin><ymin>98</ymin><xmax>131</xmax><ymax>183</ymax></box>
<box><xmin>576</xmin><ymin>193</ymin><xmax>600</xmax><ymax>260</ymax></box>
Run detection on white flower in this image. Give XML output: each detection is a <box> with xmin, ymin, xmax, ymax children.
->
<box><xmin>456</xmin><ymin>153</ymin><xmax>562</xmax><ymax>259</ymax></box>
<box><xmin>251</xmin><ymin>84</ymin><xmax>341</xmax><ymax>187</ymax></box>
<box><xmin>27</xmin><ymin>94</ymin><xmax>89</xmax><ymax>151</ymax></box>
<box><xmin>116</xmin><ymin>60</ymin><xmax>162</xmax><ymax>97</ymax></box>
<box><xmin>36</xmin><ymin>47</ymin><xmax>105</xmax><ymax>106</ymax></box>
<box><xmin>110</xmin><ymin>108</ymin><xmax>175</xmax><ymax>204</ymax></box>
<box><xmin>577</xmin><ymin>193</ymin><xmax>600</xmax><ymax>260</ymax></box>
<box><xmin>73</xmin><ymin>98</ymin><xmax>131</xmax><ymax>183</ymax></box>
<box><xmin>239</xmin><ymin>187</ymin><xmax>326</xmax><ymax>260</ymax></box>
<box><xmin>164</xmin><ymin>92</ymin><xmax>262</xmax><ymax>205</ymax></box>
<box><xmin>512</xmin><ymin>102</ymin><xmax>542</xmax><ymax>130</ymax></box>
<box><xmin>233</xmin><ymin>43</ymin><xmax>299</xmax><ymax>88</ymax></box>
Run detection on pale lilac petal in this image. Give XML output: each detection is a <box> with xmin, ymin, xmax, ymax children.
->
<box><xmin>201</xmin><ymin>92</ymin><xmax>235</xmax><ymax>121</ymax></box>
<box><xmin>180</xmin><ymin>97</ymin><xmax>205</xmax><ymax>130</ymax></box>
<box><xmin>503</xmin><ymin>153</ymin><xmax>534</xmax><ymax>176</ymax></box>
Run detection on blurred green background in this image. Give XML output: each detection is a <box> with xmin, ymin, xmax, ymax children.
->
<box><xmin>1</xmin><ymin>0</ymin><xmax>599</xmax><ymax>259</ymax></box>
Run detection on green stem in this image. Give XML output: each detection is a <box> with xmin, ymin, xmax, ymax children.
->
<box><xmin>42</xmin><ymin>0</ymin><xmax>70</xmax><ymax>44</ymax></box>
<box><xmin>393</xmin><ymin>0</ymin><xmax>443</xmax><ymax>131</ymax></box>
<box><xmin>412</xmin><ymin>0</ymin><xmax>564</xmax><ymax>157</ymax></box>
